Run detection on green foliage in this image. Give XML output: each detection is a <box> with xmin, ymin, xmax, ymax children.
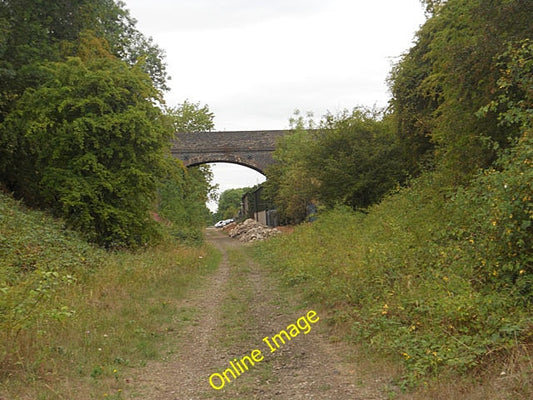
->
<box><xmin>0</xmin><ymin>192</ymin><xmax>105</xmax><ymax>344</ymax></box>
<box><xmin>255</xmin><ymin>90</ymin><xmax>532</xmax><ymax>384</ymax></box>
<box><xmin>264</xmin><ymin>121</ymin><xmax>316</xmax><ymax>224</ymax></box>
<box><xmin>0</xmin><ymin>191</ymin><xmax>219</xmax><ymax>396</ymax></box>
<box><xmin>390</xmin><ymin>0</ymin><xmax>533</xmax><ymax>183</ymax></box>
<box><xmin>261</xmin><ymin>3</ymin><xmax>533</xmax><ymax>386</ymax></box>
<box><xmin>255</xmin><ymin>137</ymin><xmax>532</xmax><ymax>386</ymax></box>
<box><xmin>450</xmin><ymin>131</ymin><xmax>532</xmax><ymax>303</ymax></box>
<box><xmin>388</xmin><ymin>21</ymin><xmax>438</xmax><ymax>175</ymax></box>
<box><xmin>419</xmin><ymin>0</ymin><xmax>446</xmax><ymax>16</ymax></box>
<box><xmin>1</xmin><ymin>56</ymin><xmax>172</xmax><ymax>247</ymax></box>
<box><xmin>158</xmin><ymin>165</ymin><xmax>215</xmax><ymax>244</ymax></box>
<box><xmin>308</xmin><ymin>109</ymin><xmax>407</xmax><ymax>210</ymax></box>
<box><xmin>265</xmin><ymin>108</ymin><xmax>407</xmax><ymax>222</ymax></box>
<box><xmin>477</xmin><ymin>39</ymin><xmax>533</xmax><ymax>135</ymax></box>
<box><xmin>0</xmin><ymin>0</ymin><xmax>186</xmax><ymax>247</ymax></box>
<box><xmin>157</xmin><ymin>100</ymin><xmax>217</xmax><ymax>243</ymax></box>
<box><xmin>0</xmin><ymin>0</ymin><xmax>168</xmax><ymax>99</ymax></box>
<box><xmin>215</xmin><ymin>187</ymin><xmax>250</xmax><ymax>221</ymax></box>
<box><xmin>168</xmin><ymin>99</ymin><xmax>215</xmax><ymax>133</ymax></box>
<box><xmin>257</xmin><ymin>0</ymin><xmax>533</xmax><ymax>391</ymax></box>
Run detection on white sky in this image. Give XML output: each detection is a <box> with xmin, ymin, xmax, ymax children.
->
<box><xmin>123</xmin><ymin>0</ymin><xmax>426</xmax><ymax>211</ymax></box>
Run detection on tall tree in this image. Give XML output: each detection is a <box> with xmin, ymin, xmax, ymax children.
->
<box><xmin>264</xmin><ymin>114</ymin><xmax>317</xmax><ymax>224</ymax></box>
<box><xmin>390</xmin><ymin>0</ymin><xmax>533</xmax><ymax>184</ymax></box>
<box><xmin>0</xmin><ymin>0</ymin><xmax>169</xmax><ymax>123</ymax></box>
<box><xmin>266</xmin><ymin>109</ymin><xmax>407</xmax><ymax>221</ymax></box>
<box><xmin>308</xmin><ymin>109</ymin><xmax>406</xmax><ymax>210</ymax></box>
<box><xmin>158</xmin><ymin>100</ymin><xmax>217</xmax><ymax>241</ymax></box>
<box><xmin>1</xmin><ymin>53</ymin><xmax>173</xmax><ymax>247</ymax></box>
<box><xmin>388</xmin><ymin>17</ymin><xmax>439</xmax><ymax>175</ymax></box>
<box><xmin>215</xmin><ymin>187</ymin><xmax>250</xmax><ymax>221</ymax></box>
<box><xmin>0</xmin><ymin>0</ymin><xmax>173</xmax><ymax>247</ymax></box>
<box><xmin>168</xmin><ymin>100</ymin><xmax>215</xmax><ymax>133</ymax></box>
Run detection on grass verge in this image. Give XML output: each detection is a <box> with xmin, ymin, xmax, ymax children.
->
<box><xmin>0</xmin><ymin>192</ymin><xmax>219</xmax><ymax>399</ymax></box>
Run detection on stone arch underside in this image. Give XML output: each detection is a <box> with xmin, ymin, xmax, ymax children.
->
<box><xmin>171</xmin><ymin>130</ymin><xmax>289</xmax><ymax>175</ymax></box>
<box><xmin>184</xmin><ymin>154</ymin><xmax>266</xmax><ymax>174</ymax></box>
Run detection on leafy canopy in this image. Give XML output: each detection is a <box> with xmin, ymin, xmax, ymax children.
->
<box><xmin>2</xmin><ymin>55</ymin><xmax>173</xmax><ymax>247</ymax></box>
<box><xmin>0</xmin><ymin>0</ymin><xmax>192</xmax><ymax>247</ymax></box>
<box><xmin>265</xmin><ymin>108</ymin><xmax>407</xmax><ymax>222</ymax></box>
<box><xmin>390</xmin><ymin>0</ymin><xmax>533</xmax><ymax>183</ymax></box>
<box><xmin>157</xmin><ymin>100</ymin><xmax>218</xmax><ymax>242</ymax></box>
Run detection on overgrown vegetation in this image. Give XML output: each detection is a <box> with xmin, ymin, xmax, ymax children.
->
<box><xmin>258</xmin><ymin>0</ymin><xmax>532</xmax><ymax>392</ymax></box>
<box><xmin>0</xmin><ymin>0</ymin><xmax>213</xmax><ymax>247</ymax></box>
<box><xmin>0</xmin><ymin>2</ymin><xmax>219</xmax><ymax>396</ymax></box>
<box><xmin>265</xmin><ymin>108</ymin><xmax>407</xmax><ymax>224</ymax></box>
<box><xmin>1</xmin><ymin>0</ymin><xmax>531</xmax><ymax>396</ymax></box>
<box><xmin>390</xmin><ymin>0</ymin><xmax>532</xmax><ymax>183</ymax></box>
<box><xmin>0</xmin><ymin>192</ymin><xmax>219</xmax><ymax>398</ymax></box>
<box><xmin>158</xmin><ymin>100</ymin><xmax>217</xmax><ymax>244</ymax></box>
<box><xmin>256</xmin><ymin>132</ymin><xmax>531</xmax><ymax>389</ymax></box>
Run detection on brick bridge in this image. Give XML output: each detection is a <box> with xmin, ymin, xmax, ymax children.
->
<box><xmin>172</xmin><ymin>130</ymin><xmax>289</xmax><ymax>174</ymax></box>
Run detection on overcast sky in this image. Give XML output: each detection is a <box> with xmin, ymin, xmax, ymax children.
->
<box><xmin>123</xmin><ymin>0</ymin><xmax>427</xmax><ymax>211</ymax></box>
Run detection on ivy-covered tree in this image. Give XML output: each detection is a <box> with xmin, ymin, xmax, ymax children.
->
<box><xmin>390</xmin><ymin>0</ymin><xmax>533</xmax><ymax>184</ymax></box>
<box><xmin>388</xmin><ymin>18</ymin><xmax>439</xmax><ymax>175</ymax></box>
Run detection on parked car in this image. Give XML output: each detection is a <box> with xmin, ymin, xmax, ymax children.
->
<box><xmin>214</xmin><ymin>219</ymin><xmax>234</xmax><ymax>228</ymax></box>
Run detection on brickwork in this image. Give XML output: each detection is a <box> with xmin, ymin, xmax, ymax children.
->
<box><xmin>172</xmin><ymin>130</ymin><xmax>289</xmax><ymax>173</ymax></box>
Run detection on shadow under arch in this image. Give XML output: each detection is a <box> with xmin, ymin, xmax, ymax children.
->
<box><xmin>182</xmin><ymin>155</ymin><xmax>267</xmax><ymax>175</ymax></box>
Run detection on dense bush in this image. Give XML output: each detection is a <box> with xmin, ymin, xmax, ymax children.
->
<box><xmin>307</xmin><ymin>109</ymin><xmax>406</xmax><ymax>210</ymax></box>
<box><xmin>1</xmin><ymin>54</ymin><xmax>174</xmax><ymax>247</ymax></box>
<box><xmin>265</xmin><ymin>108</ymin><xmax>407</xmax><ymax>223</ymax></box>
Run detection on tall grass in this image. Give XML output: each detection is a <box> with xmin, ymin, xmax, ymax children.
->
<box><xmin>254</xmin><ymin>135</ymin><xmax>532</xmax><ymax>390</ymax></box>
<box><xmin>0</xmin><ymin>192</ymin><xmax>219</xmax><ymax>399</ymax></box>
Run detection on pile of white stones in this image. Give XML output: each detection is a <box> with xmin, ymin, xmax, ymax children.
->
<box><xmin>228</xmin><ymin>219</ymin><xmax>280</xmax><ymax>242</ymax></box>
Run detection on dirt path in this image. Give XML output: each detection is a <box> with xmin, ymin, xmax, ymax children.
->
<box><xmin>128</xmin><ymin>229</ymin><xmax>388</xmax><ymax>399</ymax></box>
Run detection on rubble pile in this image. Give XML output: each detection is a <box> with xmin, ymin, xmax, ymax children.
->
<box><xmin>228</xmin><ymin>219</ymin><xmax>281</xmax><ymax>242</ymax></box>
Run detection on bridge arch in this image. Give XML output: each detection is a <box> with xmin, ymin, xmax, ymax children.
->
<box><xmin>184</xmin><ymin>156</ymin><xmax>265</xmax><ymax>175</ymax></box>
<box><xmin>172</xmin><ymin>130</ymin><xmax>289</xmax><ymax>174</ymax></box>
